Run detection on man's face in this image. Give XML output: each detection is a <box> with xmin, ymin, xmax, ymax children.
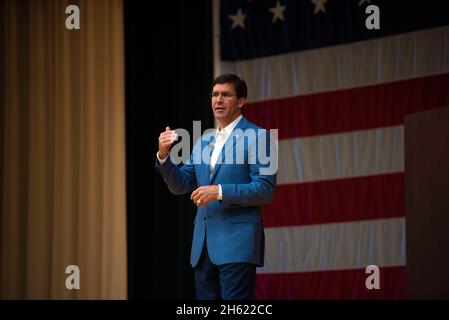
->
<box><xmin>211</xmin><ymin>83</ymin><xmax>246</xmax><ymax>126</ymax></box>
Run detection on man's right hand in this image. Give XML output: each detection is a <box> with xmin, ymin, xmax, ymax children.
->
<box><xmin>158</xmin><ymin>126</ymin><xmax>178</xmax><ymax>159</ymax></box>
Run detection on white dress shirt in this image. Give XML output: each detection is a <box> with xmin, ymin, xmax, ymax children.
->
<box><xmin>210</xmin><ymin>114</ymin><xmax>242</xmax><ymax>171</ymax></box>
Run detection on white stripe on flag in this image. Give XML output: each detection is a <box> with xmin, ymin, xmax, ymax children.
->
<box><xmin>221</xmin><ymin>25</ymin><xmax>449</xmax><ymax>102</ymax></box>
<box><xmin>277</xmin><ymin>125</ymin><xmax>404</xmax><ymax>185</ymax></box>
<box><xmin>258</xmin><ymin>217</ymin><xmax>406</xmax><ymax>274</ymax></box>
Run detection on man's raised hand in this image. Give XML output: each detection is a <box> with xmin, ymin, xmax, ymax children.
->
<box><xmin>158</xmin><ymin>126</ymin><xmax>178</xmax><ymax>159</ymax></box>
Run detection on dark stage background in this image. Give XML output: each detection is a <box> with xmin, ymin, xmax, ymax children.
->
<box><xmin>124</xmin><ymin>1</ymin><xmax>213</xmax><ymax>299</ymax></box>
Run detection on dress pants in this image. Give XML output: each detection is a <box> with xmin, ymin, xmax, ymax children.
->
<box><xmin>194</xmin><ymin>243</ymin><xmax>256</xmax><ymax>300</ymax></box>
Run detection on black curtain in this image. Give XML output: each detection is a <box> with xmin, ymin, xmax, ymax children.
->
<box><xmin>124</xmin><ymin>1</ymin><xmax>213</xmax><ymax>299</ymax></box>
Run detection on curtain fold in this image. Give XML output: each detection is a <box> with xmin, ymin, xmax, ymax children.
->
<box><xmin>1</xmin><ymin>0</ymin><xmax>127</xmax><ymax>299</ymax></box>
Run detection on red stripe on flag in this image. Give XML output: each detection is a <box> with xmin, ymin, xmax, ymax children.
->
<box><xmin>244</xmin><ymin>73</ymin><xmax>449</xmax><ymax>139</ymax></box>
<box><xmin>263</xmin><ymin>173</ymin><xmax>404</xmax><ymax>228</ymax></box>
<box><xmin>255</xmin><ymin>266</ymin><xmax>406</xmax><ymax>300</ymax></box>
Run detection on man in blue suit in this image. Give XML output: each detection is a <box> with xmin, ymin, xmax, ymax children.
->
<box><xmin>156</xmin><ymin>74</ymin><xmax>277</xmax><ymax>300</ymax></box>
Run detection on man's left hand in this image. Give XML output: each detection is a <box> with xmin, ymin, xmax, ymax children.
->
<box><xmin>191</xmin><ymin>185</ymin><xmax>219</xmax><ymax>207</ymax></box>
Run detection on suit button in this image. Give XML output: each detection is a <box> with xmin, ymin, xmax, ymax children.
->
<box><xmin>203</xmin><ymin>217</ymin><xmax>206</xmax><ymax>221</ymax></box>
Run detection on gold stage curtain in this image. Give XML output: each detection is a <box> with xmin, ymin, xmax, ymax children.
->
<box><xmin>1</xmin><ymin>0</ymin><xmax>127</xmax><ymax>299</ymax></box>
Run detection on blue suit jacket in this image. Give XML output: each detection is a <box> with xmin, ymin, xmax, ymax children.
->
<box><xmin>156</xmin><ymin>116</ymin><xmax>276</xmax><ymax>267</ymax></box>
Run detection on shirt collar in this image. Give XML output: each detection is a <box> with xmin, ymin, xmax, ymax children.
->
<box><xmin>217</xmin><ymin>114</ymin><xmax>242</xmax><ymax>136</ymax></box>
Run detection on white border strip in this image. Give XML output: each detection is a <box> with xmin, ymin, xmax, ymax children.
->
<box><xmin>277</xmin><ymin>125</ymin><xmax>404</xmax><ymax>185</ymax></box>
<box><xmin>258</xmin><ymin>217</ymin><xmax>406</xmax><ymax>274</ymax></box>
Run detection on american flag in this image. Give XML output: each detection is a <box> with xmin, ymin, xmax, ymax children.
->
<box><xmin>214</xmin><ymin>0</ymin><xmax>449</xmax><ymax>299</ymax></box>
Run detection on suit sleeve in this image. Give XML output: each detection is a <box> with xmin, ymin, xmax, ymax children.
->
<box><xmin>220</xmin><ymin>129</ymin><xmax>277</xmax><ymax>207</ymax></box>
<box><xmin>155</xmin><ymin>153</ymin><xmax>197</xmax><ymax>195</ymax></box>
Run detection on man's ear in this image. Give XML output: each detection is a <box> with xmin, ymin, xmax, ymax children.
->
<box><xmin>238</xmin><ymin>97</ymin><xmax>246</xmax><ymax>108</ymax></box>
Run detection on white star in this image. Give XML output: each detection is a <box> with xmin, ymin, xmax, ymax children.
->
<box><xmin>358</xmin><ymin>0</ymin><xmax>371</xmax><ymax>6</ymax></box>
<box><xmin>310</xmin><ymin>0</ymin><xmax>328</xmax><ymax>14</ymax></box>
<box><xmin>269</xmin><ymin>1</ymin><xmax>286</xmax><ymax>23</ymax></box>
<box><xmin>228</xmin><ymin>8</ymin><xmax>246</xmax><ymax>30</ymax></box>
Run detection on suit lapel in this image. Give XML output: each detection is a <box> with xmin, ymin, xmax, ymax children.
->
<box><xmin>201</xmin><ymin>133</ymin><xmax>214</xmax><ymax>185</ymax></box>
<box><xmin>210</xmin><ymin>116</ymin><xmax>248</xmax><ymax>183</ymax></box>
